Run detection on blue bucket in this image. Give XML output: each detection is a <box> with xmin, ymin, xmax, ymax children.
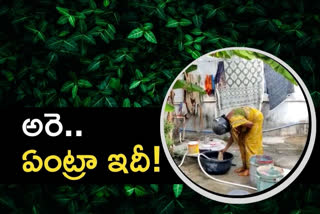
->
<box><xmin>256</xmin><ymin>165</ymin><xmax>284</xmax><ymax>191</ymax></box>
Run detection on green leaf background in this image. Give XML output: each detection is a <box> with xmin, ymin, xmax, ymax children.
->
<box><xmin>0</xmin><ymin>0</ymin><xmax>320</xmax><ymax>213</ymax></box>
<box><xmin>0</xmin><ymin>0</ymin><xmax>319</xmax><ymax>108</ymax></box>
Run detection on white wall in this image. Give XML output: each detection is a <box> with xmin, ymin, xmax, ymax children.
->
<box><xmin>172</xmin><ymin>57</ymin><xmax>309</xmax><ymax>134</ymax></box>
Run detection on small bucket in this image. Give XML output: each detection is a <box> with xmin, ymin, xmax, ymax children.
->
<box><xmin>249</xmin><ymin>155</ymin><xmax>273</xmax><ymax>187</ymax></box>
<box><xmin>256</xmin><ymin>165</ymin><xmax>284</xmax><ymax>191</ymax></box>
<box><xmin>188</xmin><ymin>141</ymin><xmax>199</xmax><ymax>154</ymax></box>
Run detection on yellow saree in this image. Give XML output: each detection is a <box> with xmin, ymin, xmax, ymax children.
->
<box><xmin>228</xmin><ymin>107</ymin><xmax>264</xmax><ymax>168</ymax></box>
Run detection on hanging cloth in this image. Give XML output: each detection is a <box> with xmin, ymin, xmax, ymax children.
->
<box><xmin>211</xmin><ymin>74</ymin><xmax>215</xmax><ymax>94</ymax></box>
<box><xmin>216</xmin><ymin>56</ymin><xmax>265</xmax><ymax>116</ymax></box>
<box><xmin>205</xmin><ymin>75</ymin><xmax>212</xmax><ymax>95</ymax></box>
<box><xmin>264</xmin><ymin>63</ymin><xmax>294</xmax><ymax>110</ymax></box>
<box><xmin>215</xmin><ymin>61</ymin><xmax>226</xmax><ymax>87</ymax></box>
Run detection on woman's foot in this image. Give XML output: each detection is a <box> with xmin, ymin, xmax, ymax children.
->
<box><xmin>238</xmin><ymin>169</ymin><xmax>249</xmax><ymax>176</ymax></box>
<box><xmin>234</xmin><ymin>167</ymin><xmax>246</xmax><ymax>173</ymax></box>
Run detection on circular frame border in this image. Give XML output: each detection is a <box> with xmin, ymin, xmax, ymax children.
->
<box><xmin>160</xmin><ymin>47</ymin><xmax>317</xmax><ymax>204</ymax></box>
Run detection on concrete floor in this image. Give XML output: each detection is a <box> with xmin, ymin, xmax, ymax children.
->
<box><xmin>174</xmin><ymin>133</ymin><xmax>307</xmax><ymax>195</ymax></box>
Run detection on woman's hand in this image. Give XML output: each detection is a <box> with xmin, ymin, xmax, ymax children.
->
<box><xmin>220</xmin><ymin>148</ymin><xmax>227</xmax><ymax>153</ymax></box>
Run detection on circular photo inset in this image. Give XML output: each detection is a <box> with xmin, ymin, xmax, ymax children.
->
<box><xmin>160</xmin><ymin>47</ymin><xmax>316</xmax><ymax>204</ymax></box>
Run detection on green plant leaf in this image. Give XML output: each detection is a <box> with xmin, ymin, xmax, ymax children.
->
<box><xmin>173</xmin><ymin>184</ymin><xmax>183</xmax><ymax>198</ymax></box>
<box><xmin>144</xmin><ymin>31</ymin><xmax>157</xmax><ymax>44</ymax></box>
<box><xmin>103</xmin><ymin>0</ymin><xmax>110</xmax><ymax>7</ymax></box>
<box><xmin>109</xmin><ymin>78</ymin><xmax>121</xmax><ymax>91</ymax></box>
<box><xmin>179</xmin><ymin>18</ymin><xmax>192</xmax><ymax>26</ymax></box>
<box><xmin>88</xmin><ymin>61</ymin><xmax>100</xmax><ymax>71</ymax></box>
<box><xmin>68</xmin><ymin>16</ymin><xmax>76</xmax><ymax>27</ymax></box>
<box><xmin>135</xmin><ymin>69</ymin><xmax>143</xmax><ymax>79</ymax></box>
<box><xmin>134</xmin><ymin>186</ymin><xmax>148</xmax><ymax>197</ymax></box>
<box><xmin>124</xmin><ymin>185</ymin><xmax>134</xmax><ymax>196</ymax></box>
<box><xmin>56</xmin><ymin>7</ymin><xmax>69</xmax><ymax>16</ymax></box>
<box><xmin>78</xmin><ymin>79</ymin><xmax>92</xmax><ymax>88</ymax></box>
<box><xmin>165</xmin><ymin>103</ymin><xmax>175</xmax><ymax>112</ymax></box>
<box><xmin>122</xmin><ymin>98</ymin><xmax>130</xmax><ymax>107</ymax></box>
<box><xmin>300</xmin><ymin>56</ymin><xmax>315</xmax><ymax>72</ymax></box>
<box><xmin>143</xmin><ymin>23</ymin><xmax>153</xmax><ymax>30</ymax></box>
<box><xmin>185</xmin><ymin>47</ymin><xmax>201</xmax><ymax>59</ymax></box>
<box><xmin>129</xmin><ymin>80</ymin><xmax>141</xmax><ymax>89</ymax></box>
<box><xmin>128</xmin><ymin>28</ymin><xmax>144</xmax><ymax>39</ymax></box>
<box><xmin>61</xmin><ymin>81</ymin><xmax>75</xmax><ymax>92</ymax></box>
<box><xmin>166</xmin><ymin>18</ymin><xmax>179</xmax><ymax>28</ymax></box>
<box><xmin>133</xmin><ymin>102</ymin><xmax>141</xmax><ymax>107</ymax></box>
<box><xmin>185</xmin><ymin>64</ymin><xmax>197</xmax><ymax>73</ymax></box>
<box><xmin>72</xmin><ymin>85</ymin><xmax>78</xmax><ymax>99</ymax></box>
<box><xmin>150</xmin><ymin>184</ymin><xmax>159</xmax><ymax>192</ymax></box>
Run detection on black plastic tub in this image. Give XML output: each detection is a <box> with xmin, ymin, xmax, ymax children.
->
<box><xmin>200</xmin><ymin>151</ymin><xmax>234</xmax><ymax>175</ymax></box>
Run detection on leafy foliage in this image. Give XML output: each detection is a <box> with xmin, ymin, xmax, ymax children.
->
<box><xmin>0</xmin><ymin>0</ymin><xmax>319</xmax><ymax>107</ymax></box>
<box><xmin>0</xmin><ymin>183</ymin><xmax>320</xmax><ymax>213</ymax></box>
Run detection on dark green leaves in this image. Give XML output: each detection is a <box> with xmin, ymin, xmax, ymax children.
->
<box><xmin>78</xmin><ymin>79</ymin><xmax>92</xmax><ymax>88</ymax></box>
<box><xmin>128</xmin><ymin>28</ymin><xmax>144</xmax><ymax>39</ymax></box>
<box><xmin>61</xmin><ymin>81</ymin><xmax>75</xmax><ymax>92</ymax></box>
<box><xmin>56</xmin><ymin>7</ymin><xmax>69</xmax><ymax>16</ymax></box>
<box><xmin>166</xmin><ymin>18</ymin><xmax>192</xmax><ymax>28</ymax></box>
<box><xmin>185</xmin><ymin>64</ymin><xmax>197</xmax><ymax>73</ymax></box>
<box><xmin>173</xmin><ymin>184</ymin><xmax>183</xmax><ymax>198</ymax></box>
<box><xmin>1</xmin><ymin>0</ymin><xmax>319</xmax><ymax>109</ymax></box>
<box><xmin>122</xmin><ymin>98</ymin><xmax>130</xmax><ymax>107</ymax></box>
<box><xmin>109</xmin><ymin>78</ymin><xmax>121</xmax><ymax>91</ymax></box>
<box><xmin>103</xmin><ymin>0</ymin><xmax>110</xmax><ymax>7</ymax></box>
<box><xmin>300</xmin><ymin>56</ymin><xmax>315</xmax><ymax>72</ymax></box>
<box><xmin>88</xmin><ymin>61</ymin><xmax>101</xmax><ymax>71</ymax></box>
<box><xmin>128</xmin><ymin>23</ymin><xmax>157</xmax><ymax>44</ymax></box>
<box><xmin>124</xmin><ymin>185</ymin><xmax>148</xmax><ymax>196</ymax></box>
<box><xmin>56</xmin><ymin>6</ymin><xmax>76</xmax><ymax>28</ymax></box>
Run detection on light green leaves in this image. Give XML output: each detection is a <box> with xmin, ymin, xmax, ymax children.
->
<box><xmin>144</xmin><ymin>31</ymin><xmax>157</xmax><ymax>44</ymax></box>
<box><xmin>185</xmin><ymin>47</ymin><xmax>201</xmax><ymax>59</ymax></box>
<box><xmin>127</xmin><ymin>23</ymin><xmax>157</xmax><ymax>44</ymax></box>
<box><xmin>78</xmin><ymin>79</ymin><xmax>93</xmax><ymax>88</ymax></box>
<box><xmin>173</xmin><ymin>184</ymin><xmax>183</xmax><ymax>198</ymax></box>
<box><xmin>166</xmin><ymin>19</ymin><xmax>179</xmax><ymax>28</ymax></box>
<box><xmin>56</xmin><ymin>7</ymin><xmax>69</xmax><ymax>16</ymax></box>
<box><xmin>185</xmin><ymin>64</ymin><xmax>197</xmax><ymax>73</ymax></box>
<box><xmin>122</xmin><ymin>98</ymin><xmax>131</xmax><ymax>107</ymax></box>
<box><xmin>129</xmin><ymin>80</ymin><xmax>141</xmax><ymax>89</ymax></box>
<box><xmin>72</xmin><ymin>85</ymin><xmax>78</xmax><ymax>99</ymax></box>
<box><xmin>56</xmin><ymin>6</ymin><xmax>76</xmax><ymax>27</ymax></box>
<box><xmin>61</xmin><ymin>79</ymin><xmax>92</xmax><ymax>100</ymax></box>
<box><xmin>96</xmin><ymin>24</ymin><xmax>116</xmax><ymax>44</ymax></box>
<box><xmin>61</xmin><ymin>81</ymin><xmax>75</xmax><ymax>92</ymax></box>
<box><xmin>173</xmin><ymin>79</ymin><xmax>205</xmax><ymax>94</ymax></box>
<box><xmin>165</xmin><ymin>103</ymin><xmax>175</xmax><ymax>112</ymax></box>
<box><xmin>24</xmin><ymin>26</ymin><xmax>46</xmax><ymax>43</ymax></box>
<box><xmin>109</xmin><ymin>78</ymin><xmax>121</xmax><ymax>91</ymax></box>
<box><xmin>88</xmin><ymin>61</ymin><xmax>101</xmax><ymax>71</ymax></box>
<box><xmin>68</xmin><ymin>16</ymin><xmax>75</xmax><ymax>27</ymax></box>
<box><xmin>103</xmin><ymin>0</ymin><xmax>110</xmax><ymax>7</ymax></box>
<box><xmin>166</xmin><ymin>18</ymin><xmax>192</xmax><ymax>28</ymax></box>
<box><xmin>128</xmin><ymin>28</ymin><xmax>144</xmax><ymax>39</ymax></box>
<box><xmin>183</xmin><ymin>34</ymin><xmax>205</xmax><ymax>55</ymax></box>
<box><xmin>124</xmin><ymin>185</ymin><xmax>148</xmax><ymax>196</ymax></box>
